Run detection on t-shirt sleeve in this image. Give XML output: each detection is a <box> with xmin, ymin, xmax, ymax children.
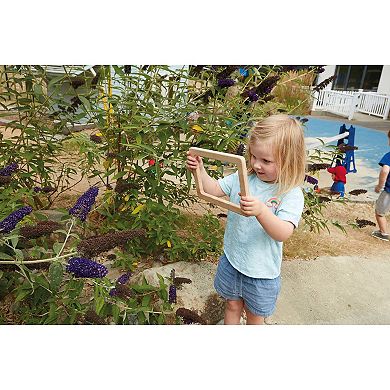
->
<box><xmin>276</xmin><ymin>187</ymin><xmax>305</xmax><ymax>228</ymax></box>
<box><xmin>379</xmin><ymin>152</ymin><xmax>390</xmax><ymax>167</ymax></box>
<box><xmin>217</xmin><ymin>171</ymin><xmax>238</xmax><ymax>197</ymax></box>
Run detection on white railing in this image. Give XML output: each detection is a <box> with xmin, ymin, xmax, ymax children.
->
<box><xmin>312</xmin><ymin>89</ymin><xmax>390</xmax><ymax>120</ymax></box>
<box><xmin>358</xmin><ymin>92</ymin><xmax>390</xmax><ymax>118</ymax></box>
<box><xmin>312</xmin><ymin>90</ymin><xmax>357</xmax><ymax>120</ymax></box>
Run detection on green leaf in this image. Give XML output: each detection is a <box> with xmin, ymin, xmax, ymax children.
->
<box><xmin>49</xmin><ymin>262</ymin><xmax>63</xmax><ymax>292</ymax></box>
<box><xmin>0</xmin><ymin>252</ymin><xmax>14</xmax><ymax>260</ymax></box>
<box><xmin>112</xmin><ymin>171</ymin><xmax>128</xmax><ymax>180</ymax></box>
<box><xmin>112</xmin><ymin>304</ymin><xmax>120</xmax><ymax>323</ymax></box>
<box><xmin>48</xmin><ymin>74</ymin><xmax>66</xmax><ymax>89</ymax></box>
<box><xmin>33</xmin><ymin>83</ymin><xmax>43</xmax><ymax>96</ymax></box>
<box><xmin>15</xmin><ymin>286</ymin><xmax>32</xmax><ymax>303</ymax></box>
<box><xmin>141</xmin><ymin>295</ymin><xmax>151</xmax><ymax>308</ymax></box>
<box><xmin>14</xmin><ymin>249</ymin><xmax>24</xmax><ymax>261</ymax></box>
<box><xmin>52</xmin><ymin>242</ymin><xmax>63</xmax><ymax>255</ymax></box>
<box><xmin>10</xmin><ymin>236</ymin><xmax>19</xmax><ymax>248</ymax></box>
<box><xmin>79</xmin><ymin>96</ymin><xmax>91</xmax><ymax>112</ymax></box>
<box><xmin>95</xmin><ymin>296</ymin><xmax>105</xmax><ymax>315</ymax></box>
<box><xmin>124</xmin><ymin>142</ymin><xmax>156</xmax><ymax>156</ymax></box>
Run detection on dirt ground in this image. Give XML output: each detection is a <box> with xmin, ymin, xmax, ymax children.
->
<box><xmin>179</xmin><ymin>195</ymin><xmax>388</xmax><ymax>261</ymax></box>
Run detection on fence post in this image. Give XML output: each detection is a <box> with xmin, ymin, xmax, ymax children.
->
<box><xmin>348</xmin><ymin>92</ymin><xmax>360</xmax><ymax>120</ymax></box>
<box><xmin>383</xmin><ymin>95</ymin><xmax>390</xmax><ymax>120</ymax></box>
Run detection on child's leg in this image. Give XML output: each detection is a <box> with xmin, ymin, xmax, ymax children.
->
<box><xmin>375</xmin><ymin>212</ymin><xmax>388</xmax><ymax>234</ymax></box>
<box><xmin>244</xmin><ymin>306</ymin><xmax>265</xmax><ymax>325</ymax></box>
<box><xmin>224</xmin><ymin>299</ymin><xmax>244</xmax><ymax>324</ymax></box>
<box><xmin>375</xmin><ymin>192</ymin><xmax>390</xmax><ymax>234</ymax></box>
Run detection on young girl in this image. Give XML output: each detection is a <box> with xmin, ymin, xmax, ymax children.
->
<box><xmin>186</xmin><ymin>114</ymin><xmax>306</xmax><ymax>325</ymax></box>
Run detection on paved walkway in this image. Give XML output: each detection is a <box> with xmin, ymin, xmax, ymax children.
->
<box><xmin>311</xmin><ymin>111</ymin><xmax>390</xmax><ymax>133</ymax></box>
<box><xmin>268</xmin><ymin>251</ymin><xmax>390</xmax><ymax>325</ymax></box>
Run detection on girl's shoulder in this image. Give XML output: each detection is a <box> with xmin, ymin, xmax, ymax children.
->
<box><xmin>280</xmin><ymin>186</ymin><xmax>304</xmax><ymax>202</ymax></box>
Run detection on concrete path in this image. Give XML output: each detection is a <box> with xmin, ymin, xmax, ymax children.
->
<box><xmin>310</xmin><ymin>111</ymin><xmax>390</xmax><ymax>133</ymax></box>
<box><xmin>268</xmin><ymin>252</ymin><xmax>390</xmax><ymax>325</ymax></box>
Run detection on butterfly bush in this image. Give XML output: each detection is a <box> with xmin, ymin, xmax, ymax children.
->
<box><xmin>218</xmin><ymin>78</ymin><xmax>235</xmax><ymax>88</ymax></box>
<box><xmin>246</xmin><ymin>88</ymin><xmax>259</xmax><ymax>102</ymax></box>
<box><xmin>66</xmin><ymin>257</ymin><xmax>108</xmax><ymax>278</ymax></box>
<box><xmin>349</xmin><ymin>189</ymin><xmax>367</xmax><ymax>196</ymax></box>
<box><xmin>20</xmin><ymin>220</ymin><xmax>60</xmax><ymax>239</ymax></box>
<box><xmin>69</xmin><ymin>186</ymin><xmax>99</xmax><ymax>222</ymax></box>
<box><xmin>168</xmin><ymin>284</ymin><xmax>177</xmax><ymax>304</ymax></box>
<box><xmin>77</xmin><ymin>229</ymin><xmax>146</xmax><ymax>257</ymax></box>
<box><xmin>0</xmin><ymin>176</ymin><xmax>12</xmax><ymax>185</ymax></box>
<box><xmin>0</xmin><ymin>162</ymin><xmax>18</xmax><ymax>176</ymax></box>
<box><xmin>0</xmin><ymin>206</ymin><xmax>33</xmax><ymax>234</ymax></box>
<box><xmin>33</xmin><ymin>186</ymin><xmax>56</xmax><ymax>193</ymax></box>
<box><xmin>305</xmin><ymin>175</ymin><xmax>318</xmax><ymax>185</ymax></box>
<box><xmin>109</xmin><ymin>284</ymin><xmax>133</xmax><ymax>299</ymax></box>
<box><xmin>176</xmin><ymin>307</ymin><xmax>206</xmax><ymax>325</ymax></box>
<box><xmin>117</xmin><ymin>272</ymin><xmax>132</xmax><ymax>285</ymax></box>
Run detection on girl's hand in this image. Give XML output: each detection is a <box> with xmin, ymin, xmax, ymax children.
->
<box><xmin>186</xmin><ymin>151</ymin><xmax>203</xmax><ymax>171</ymax></box>
<box><xmin>239</xmin><ymin>194</ymin><xmax>266</xmax><ymax>217</ymax></box>
<box><xmin>375</xmin><ymin>184</ymin><xmax>382</xmax><ymax>193</ymax></box>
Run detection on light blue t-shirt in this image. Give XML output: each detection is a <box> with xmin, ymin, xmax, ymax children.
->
<box><xmin>218</xmin><ymin>172</ymin><xmax>304</xmax><ymax>279</ymax></box>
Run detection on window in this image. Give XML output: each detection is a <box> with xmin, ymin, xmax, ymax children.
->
<box><xmin>332</xmin><ymin>65</ymin><xmax>383</xmax><ymax>91</ymax></box>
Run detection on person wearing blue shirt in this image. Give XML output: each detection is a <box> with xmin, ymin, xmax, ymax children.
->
<box><xmin>187</xmin><ymin>115</ymin><xmax>306</xmax><ymax>324</ymax></box>
<box><xmin>372</xmin><ymin>130</ymin><xmax>390</xmax><ymax>241</ymax></box>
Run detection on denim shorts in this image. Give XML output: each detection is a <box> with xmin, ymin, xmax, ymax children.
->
<box><xmin>214</xmin><ymin>253</ymin><xmax>281</xmax><ymax>317</ymax></box>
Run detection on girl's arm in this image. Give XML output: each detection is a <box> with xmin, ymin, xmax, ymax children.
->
<box><xmin>256</xmin><ymin>207</ymin><xmax>295</xmax><ymax>242</ymax></box>
<box><xmin>239</xmin><ymin>195</ymin><xmax>294</xmax><ymax>241</ymax></box>
<box><xmin>186</xmin><ymin>151</ymin><xmax>226</xmax><ymax>197</ymax></box>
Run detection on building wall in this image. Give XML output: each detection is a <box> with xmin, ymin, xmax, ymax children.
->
<box><xmin>377</xmin><ymin>65</ymin><xmax>390</xmax><ymax>95</ymax></box>
<box><xmin>317</xmin><ymin>65</ymin><xmax>390</xmax><ymax>94</ymax></box>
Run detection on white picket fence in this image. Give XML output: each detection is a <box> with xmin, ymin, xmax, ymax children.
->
<box><xmin>312</xmin><ymin>89</ymin><xmax>390</xmax><ymax>120</ymax></box>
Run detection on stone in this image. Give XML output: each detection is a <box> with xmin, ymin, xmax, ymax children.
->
<box><xmin>133</xmin><ymin>260</ymin><xmax>225</xmax><ymax>324</ymax></box>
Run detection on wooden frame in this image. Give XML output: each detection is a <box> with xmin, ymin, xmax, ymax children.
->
<box><xmin>189</xmin><ymin>147</ymin><xmax>250</xmax><ymax>215</ymax></box>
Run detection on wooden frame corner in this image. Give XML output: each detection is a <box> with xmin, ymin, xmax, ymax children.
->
<box><xmin>189</xmin><ymin>147</ymin><xmax>249</xmax><ymax>216</ymax></box>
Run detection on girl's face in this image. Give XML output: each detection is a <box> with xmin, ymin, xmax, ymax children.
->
<box><xmin>249</xmin><ymin>140</ymin><xmax>278</xmax><ymax>183</ymax></box>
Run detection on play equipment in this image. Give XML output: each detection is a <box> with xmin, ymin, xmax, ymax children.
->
<box><xmin>189</xmin><ymin>147</ymin><xmax>249</xmax><ymax>216</ymax></box>
<box><xmin>305</xmin><ymin>123</ymin><xmax>357</xmax><ymax>174</ymax></box>
<box><xmin>331</xmin><ymin>124</ymin><xmax>357</xmax><ymax>173</ymax></box>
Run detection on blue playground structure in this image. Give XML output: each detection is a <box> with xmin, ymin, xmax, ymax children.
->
<box><xmin>331</xmin><ymin>124</ymin><xmax>357</xmax><ymax>173</ymax></box>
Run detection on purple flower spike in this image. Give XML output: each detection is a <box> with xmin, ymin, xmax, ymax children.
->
<box><xmin>117</xmin><ymin>272</ymin><xmax>132</xmax><ymax>285</ymax></box>
<box><xmin>0</xmin><ymin>206</ymin><xmax>33</xmax><ymax>234</ymax></box>
<box><xmin>247</xmin><ymin>89</ymin><xmax>259</xmax><ymax>102</ymax></box>
<box><xmin>109</xmin><ymin>288</ymin><xmax>118</xmax><ymax>296</ymax></box>
<box><xmin>0</xmin><ymin>162</ymin><xmax>18</xmax><ymax>176</ymax></box>
<box><xmin>69</xmin><ymin>186</ymin><xmax>99</xmax><ymax>222</ymax></box>
<box><xmin>218</xmin><ymin>78</ymin><xmax>235</xmax><ymax>88</ymax></box>
<box><xmin>168</xmin><ymin>284</ymin><xmax>177</xmax><ymax>304</ymax></box>
<box><xmin>305</xmin><ymin>175</ymin><xmax>318</xmax><ymax>185</ymax></box>
<box><xmin>66</xmin><ymin>257</ymin><xmax>108</xmax><ymax>278</ymax></box>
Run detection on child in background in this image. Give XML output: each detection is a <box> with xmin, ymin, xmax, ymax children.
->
<box><xmin>186</xmin><ymin>115</ymin><xmax>306</xmax><ymax>325</ymax></box>
<box><xmin>327</xmin><ymin>164</ymin><xmax>347</xmax><ymax>197</ymax></box>
<box><xmin>371</xmin><ymin>130</ymin><xmax>390</xmax><ymax>241</ymax></box>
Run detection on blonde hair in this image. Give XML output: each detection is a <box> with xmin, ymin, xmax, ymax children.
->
<box><xmin>246</xmin><ymin>114</ymin><xmax>307</xmax><ymax>196</ymax></box>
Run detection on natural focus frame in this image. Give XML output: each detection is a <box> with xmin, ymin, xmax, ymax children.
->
<box><xmin>189</xmin><ymin>147</ymin><xmax>250</xmax><ymax>216</ymax></box>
